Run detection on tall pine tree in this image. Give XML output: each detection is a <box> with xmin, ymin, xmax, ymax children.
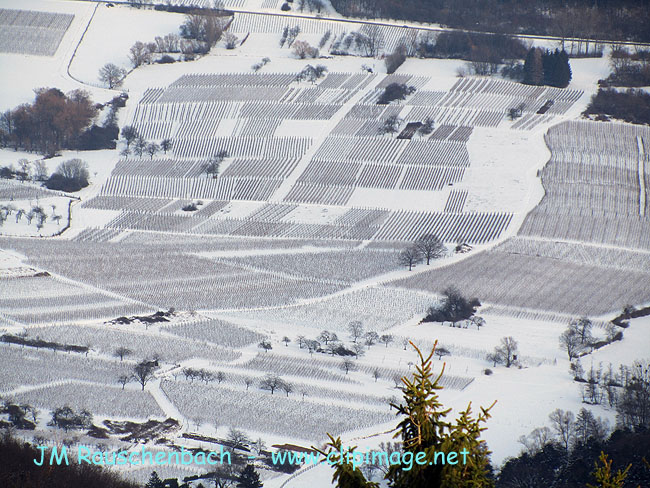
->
<box><xmin>318</xmin><ymin>342</ymin><xmax>495</xmax><ymax>488</ymax></box>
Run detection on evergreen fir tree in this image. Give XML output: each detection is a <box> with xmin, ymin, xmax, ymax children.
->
<box><xmin>236</xmin><ymin>464</ymin><xmax>263</xmax><ymax>488</ymax></box>
<box><xmin>523</xmin><ymin>48</ymin><xmax>544</xmax><ymax>85</ymax></box>
<box><xmin>554</xmin><ymin>50</ymin><xmax>572</xmax><ymax>88</ymax></box>
<box><xmin>318</xmin><ymin>342</ymin><xmax>495</xmax><ymax>488</ymax></box>
<box><xmin>542</xmin><ymin>49</ymin><xmax>557</xmax><ymax>86</ymax></box>
<box><xmin>586</xmin><ymin>452</ymin><xmax>632</xmax><ymax>488</ymax></box>
<box><xmin>320</xmin><ymin>436</ymin><xmax>379</xmax><ymax>488</ymax></box>
<box><xmin>145</xmin><ymin>471</ymin><xmax>164</xmax><ymax>488</ymax></box>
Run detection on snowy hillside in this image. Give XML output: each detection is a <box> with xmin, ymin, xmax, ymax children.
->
<box><xmin>0</xmin><ymin>1</ymin><xmax>648</xmax><ymax>487</ymax></box>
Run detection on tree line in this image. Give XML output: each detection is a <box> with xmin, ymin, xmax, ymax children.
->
<box><xmin>328</xmin><ymin>0</ymin><xmax>650</xmax><ymax>43</ymax></box>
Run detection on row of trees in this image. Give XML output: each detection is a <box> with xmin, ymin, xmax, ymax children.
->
<box><xmin>292</xmin><ymin>322</ymin><xmax>394</xmax><ymax>359</ymax></box>
<box><xmin>398</xmin><ymin>234</ymin><xmax>446</xmax><ymax>271</ymax></box>
<box><xmin>0</xmin><ymin>158</ymin><xmax>47</xmax><ymax>182</ymax></box>
<box><xmin>120</xmin><ymin>125</ymin><xmax>172</xmax><ymax>159</ymax></box>
<box><xmin>179</xmin><ymin>7</ymin><xmax>231</xmax><ymax>50</ymax></box>
<box><xmin>0</xmin><ymin>203</ymin><xmax>63</xmax><ymax>231</ymax></box>
<box><xmin>329</xmin><ymin>25</ymin><xmax>386</xmax><ymax>58</ymax></box>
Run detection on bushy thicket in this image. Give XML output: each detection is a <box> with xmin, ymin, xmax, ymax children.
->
<box><xmin>428</xmin><ymin>31</ymin><xmax>527</xmax><ymax>63</ymax></box>
<box><xmin>584</xmin><ymin>88</ymin><xmax>650</xmax><ymax>125</ymax></box>
<box><xmin>385</xmin><ymin>44</ymin><xmax>407</xmax><ymax>74</ymax></box>
<box><xmin>44</xmin><ymin>159</ymin><xmax>90</xmax><ymax>192</ymax></box>
<box><xmin>377</xmin><ymin>83</ymin><xmax>416</xmax><ymax>105</ymax></box>
<box><xmin>600</xmin><ymin>49</ymin><xmax>650</xmax><ymax>87</ymax></box>
<box><xmin>422</xmin><ymin>287</ymin><xmax>480</xmax><ymax>323</ymax></box>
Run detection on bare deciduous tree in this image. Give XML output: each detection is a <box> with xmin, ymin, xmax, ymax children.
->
<box><xmin>434</xmin><ymin>346</ymin><xmax>450</xmax><ymax>360</ymax></box>
<box><xmin>224</xmin><ymin>32</ymin><xmax>239</xmax><ymax>49</ymax></box>
<box><xmin>121</xmin><ymin>125</ymin><xmax>138</xmax><ymax>149</ymax></box>
<box><xmin>292</xmin><ymin>40</ymin><xmax>315</xmax><ymax>59</ymax></box>
<box><xmin>129</xmin><ymin>41</ymin><xmax>151</xmax><ymax>68</ymax></box>
<box><xmin>494</xmin><ymin>336</ymin><xmax>518</xmax><ymax>368</ymax></box>
<box><xmin>549</xmin><ymin>408</ymin><xmax>575</xmax><ymax>451</ymax></box>
<box><xmin>414</xmin><ymin>234</ymin><xmax>445</xmax><ymax>265</ymax></box>
<box><xmin>227</xmin><ymin>427</ymin><xmax>250</xmax><ymax>450</ymax></box>
<box><xmin>340</xmin><ymin>359</ymin><xmax>357</xmax><ymax>375</ymax></box>
<box><xmin>398</xmin><ymin>246</ymin><xmax>422</xmax><ymax>271</ymax></box>
<box><xmin>569</xmin><ymin>316</ymin><xmax>593</xmax><ymax>344</ymax></box>
<box><xmin>364</xmin><ymin>331</ymin><xmax>379</xmax><ymax>347</ymax></box>
<box><xmin>132</xmin><ymin>360</ymin><xmax>156</xmax><ymax>391</ymax></box>
<box><xmin>470</xmin><ymin>316</ymin><xmax>486</xmax><ymax>331</ymax></box>
<box><xmin>348</xmin><ymin>320</ymin><xmax>364</xmax><ymax>343</ymax></box>
<box><xmin>260</xmin><ymin>373</ymin><xmax>285</xmax><ymax>395</ymax></box>
<box><xmin>114</xmin><ymin>346</ymin><xmax>132</xmax><ymax>361</ymax></box>
<box><xmin>146</xmin><ymin>142</ymin><xmax>159</xmax><ymax>160</ymax></box>
<box><xmin>560</xmin><ymin>326</ymin><xmax>584</xmax><ymax>360</ymax></box>
<box><xmin>379</xmin><ymin>334</ymin><xmax>393</xmax><ymax>348</ymax></box>
<box><xmin>160</xmin><ymin>138</ymin><xmax>173</xmax><ymax>154</ymax></box>
<box><xmin>281</xmin><ymin>381</ymin><xmax>293</xmax><ymax>397</ymax></box>
<box><xmin>98</xmin><ymin>63</ymin><xmax>126</xmax><ymax>89</ymax></box>
<box><xmin>518</xmin><ymin>426</ymin><xmax>553</xmax><ymax>455</ymax></box>
<box><xmin>117</xmin><ymin>374</ymin><xmax>130</xmax><ymax>390</ymax></box>
<box><xmin>133</xmin><ymin>136</ymin><xmax>147</xmax><ymax>157</ymax></box>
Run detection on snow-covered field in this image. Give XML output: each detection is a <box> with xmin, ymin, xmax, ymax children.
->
<box><xmin>1</xmin><ymin>1</ymin><xmax>648</xmax><ymax>487</ymax></box>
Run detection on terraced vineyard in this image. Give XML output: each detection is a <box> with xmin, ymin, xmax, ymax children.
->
<box><xmin>0</xmin><ymin>8</ymin><xmax>74</xmax><ymax>56</ymax></box>
<box><xmin>391</xmin><ymin>121</ymin><xmax>650</xmax><ymax>315</ymax></box>
<box><xmin>77</xmin><ymin>70</ymin><xmax>582</xmax><ymax>245</ymax></box>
